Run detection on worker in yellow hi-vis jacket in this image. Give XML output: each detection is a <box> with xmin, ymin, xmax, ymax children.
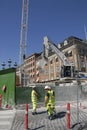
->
<box><xmin>44</xmin><ymin>85</ymin><xmax>56</xmax><ymax>120</ymax></box>
<box><xmin>31</xmin><ymin>86</ymin><xmax>38</xmax><ymax>115</ymax></box>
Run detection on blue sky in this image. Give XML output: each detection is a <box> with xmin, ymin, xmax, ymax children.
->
<box><xmin>0</xmin><ymin>0</ymin><xmax>87</xmax><ymax>69</ymax></box>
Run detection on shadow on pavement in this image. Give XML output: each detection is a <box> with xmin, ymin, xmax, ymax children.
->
<box><xmin>37</xmin><ymin>111</ymin><xmax>47</xmax><ymax>114</ymax></box>
<box><xmin>56</xmin><ymin>111</ymin><xmax>66</xmax><ymax>119</ymax></box>
<box><xmin>71</xmin><ymin>122</ymin><xmax>87</xmax><ymax>130</ymax></box>
<box><xmin>28</xmin><ymin>125</ymin><xmax>45</xmax><ymax>130</ymax></box>
<box><xmin>47</xmin><ymin>111</ymin><xmax>66</xmax><ymax>120</ymax></box>
<box><xmin>71</xmin><ymin>122</ymin><xmax>82</xmax><ymax>129</ymax></box>
<box><xmin>36</xmin><ymin>111</ymin><xmax>66</xmax><ymax>118</ymax></box>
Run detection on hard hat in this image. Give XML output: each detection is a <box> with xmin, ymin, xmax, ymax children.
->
<box><xmin>49</xmin><ymin>86</ymin><xmax>51</xmax><ymax>89</ymax></box>
<box><xmin>32</xmin><ymin>85</ymin><xmax>36</xmax><ymax>88</ymax></box>
<box><xmin>44</xmin><ymin>85</ymin><xmax>50</xmax><ymax>89</ymax></box>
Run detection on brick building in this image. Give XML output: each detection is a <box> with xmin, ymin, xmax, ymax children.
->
<box><xmin>16</xmin><ymin>53</ymin><xmax>41</xmax><ymax>86</ymax></box>
<box><xmin>16</xmin><ymin>36</ymin><xmax>87</xmax><ymax>86</ymax></box>
<box><xmin>35</xmin><ymin>36</ymin><xmax>87</xmax><ymax>83</ymax></box>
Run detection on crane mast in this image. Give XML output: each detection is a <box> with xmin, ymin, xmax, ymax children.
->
<box><xmin>19</xmin><ymin>0</ymin><xmax>29</xmax><ymax>87</ymax></box>
<box><xmin>19</xmin><ymin>0</ymin><xmax>29</xmax><ymax>65</ymax></box>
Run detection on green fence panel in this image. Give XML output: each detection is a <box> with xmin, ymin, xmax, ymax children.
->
<box><xmin>15</xmin><ymin>85</ymin><xmax>55</xmax><ymax>105</ymax></box>
<box><xmin>15</xmin><ymin>87</ymin><xmax>31</xmax><ymax>104</ymax></box>
<box><xmin>0</xmin><ymin>68</ymin><xmax>16</xmax><ymax>106</ymax></box>
<box><xmin>15</xmin><ymin>87</ymin><xmax>46</xmax><ymax>105</ymax></box>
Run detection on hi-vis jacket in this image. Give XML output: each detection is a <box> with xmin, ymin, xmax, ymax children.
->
<box><xmin>31</xmin><ymin>90</ymin><xmax>37</xmax><ymax>102</ymax></box>
<box><xmin>48</xmin><ymin>90</ymin><xmax>55</xmax><ymax>105</ymax></box>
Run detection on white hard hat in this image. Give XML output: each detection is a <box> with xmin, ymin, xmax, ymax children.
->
<box><xmin>44</xmin><ymin>85</ymin><xmax>50</xmax><ymax>89</ymax></box>
<box><xmin>32</xmin><ymin>86</ymin><xmax>36</xmax><ymax>88</ymax></box>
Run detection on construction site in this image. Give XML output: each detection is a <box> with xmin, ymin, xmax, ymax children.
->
<box><xmin>0</xmin><ymin>0</ymin><xmax>87</xmax><ymax>130</ymax></box>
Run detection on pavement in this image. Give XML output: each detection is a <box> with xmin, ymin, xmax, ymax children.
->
<box><xmin>12</xmin><ymin>107</ymin><xmax>87</xmax><ymax>130</ymax></box>
<box><xmin>0</xmin><ymin>108</ymin><xmax>16</xmax><ymax>130</ymax></box>
<box><xmin>1</xmin><ymin>101</ymin><xmax>87</xmax><ymax>130</ymax></box>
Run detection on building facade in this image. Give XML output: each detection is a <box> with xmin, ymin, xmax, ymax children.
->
<box><xmin>16</xmin><ymin>36</ymin><xmax>87</xmax><ymax>86</ymax></box>
<box><xmin>35</xmin><ymin>36</ymin><xmax>87</xmax><ymax>83</ymax></box>
<box><xmin>24</xmin><ymin>53</ymin><xmax>41</xmax><ymax>84</ymax></box>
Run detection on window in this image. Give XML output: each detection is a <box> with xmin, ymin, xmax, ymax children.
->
<box><xmin>50</xmin><ymin>60</ymin><xmax>53</xmax><ymax>64</ymax></box>
<box><xmin>55</xmin><ymin>57</ymin><xmax>58</xmax><ymax>62</ymax></box>
<box><xmin>64</xmin><ymin>66</ymin><xmax>71</xmax><ymax>77</ymax></box>
<box><xmin>65</xmin><ymin>50</ymin><xmax>72</xmax><ymax>57</ymax></box>
<box><xmin>45</xmin><ymin>63</ymin><xmax>47</xmax><ymax>66</ymax></box>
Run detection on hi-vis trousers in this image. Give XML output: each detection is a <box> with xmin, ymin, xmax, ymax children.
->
<box><xmin>46</xmin><ymin>103</ymin><xmax>55</xmax><ymax>116</ymax></box>
<box><xmin>32</xmin><ymin>100</ymin><xmax>37</xmax><ymax>112</ymax></box>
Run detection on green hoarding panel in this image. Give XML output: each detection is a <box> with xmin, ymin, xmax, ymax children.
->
<box><xmin>15</xmin><ymin>85</ymin><xmax>55</xmax><ymax>105</ymax></box>
<box><xmin>15</xmin><ymin>87</ymin><xmax>46</xmax><ymax>105</ymax></box>
<box><xmin>0</xmin><ymin>68</ymin><xmax>16</xmax><ymax>107</ymax></box>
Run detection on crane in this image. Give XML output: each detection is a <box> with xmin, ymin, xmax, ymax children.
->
<box><xmin>19</xmin><ymin>0</ymin><xmax>29</xmax><ymax>87</ymax></box>
<box><xmin>19</xmin><ymin>0</ymin><xmax>29</xmax><ymax>65</ymax></box>
<box><xmin>43</xmin><ymin>36</ymin><xmax>74</xmax><ymax>77</ymax></box>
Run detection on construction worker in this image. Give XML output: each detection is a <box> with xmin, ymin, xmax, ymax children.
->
<box><xmin>31</xmin><ymin>86</ymin><xmax>38</xmax><ymax>115</ymax></box>
<box><xmin>44</xmin><ymin>85</ymin><xmax>56</xmax><ymax>120</ymax></box>
<box><xmin>48</xmin><ymin>86</ymin><xmax>55</xmax><ymax>109</ymax></box>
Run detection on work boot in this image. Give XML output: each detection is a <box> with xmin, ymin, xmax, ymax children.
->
<box><xmin>32</xmin><ymin>111</ymin><xmax>37</xmax><ymax>115</ymax></box>
<box><xmin>48</xmin><ymin>114</ymin><xmax>54</xmax><ymax>120</ymax></box>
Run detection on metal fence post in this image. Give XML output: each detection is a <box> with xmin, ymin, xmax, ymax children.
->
<box><xmin>25</xmin><ymin>103</ymin><xmax>28</xmax><ymax>130</ymax></box>
<box><xmin>66</xmin><ymin>102</ymin><xmax>70</xmax><ymax>130</ymax></box>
